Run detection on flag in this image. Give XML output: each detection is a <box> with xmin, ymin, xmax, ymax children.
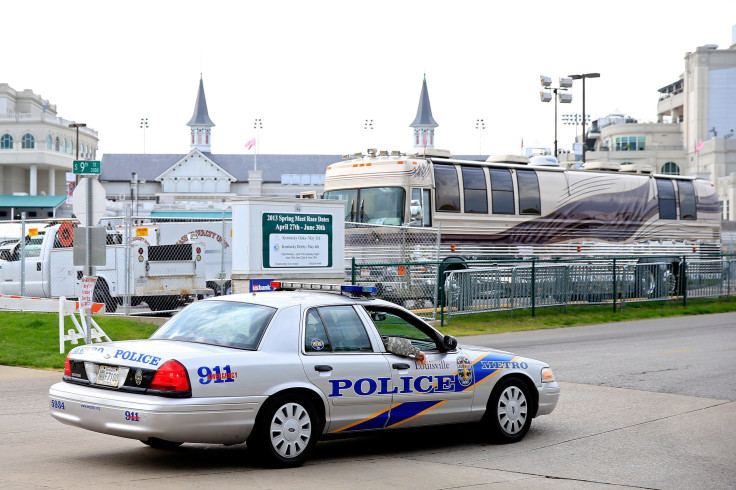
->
<box><xmin>694</xmin><ymin>139</ymin><xmax>704</xmax><ymax>153</ymax></box>
<box><xmin>245</xmin><ymin>137</ymin><xmax>256</xmax><ymax>150</ymax></box>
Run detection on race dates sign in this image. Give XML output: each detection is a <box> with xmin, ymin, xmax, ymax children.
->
<box><xmin>262</xmin><ymin>213</ymin><xmax>332</xmax><ymax>268</ymax></box>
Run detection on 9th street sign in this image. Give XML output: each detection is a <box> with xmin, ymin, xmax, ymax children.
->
<box><xmin>73</xmin><ymin>160</ymin><xmax>101</xmax><ymax>175</ymax></box>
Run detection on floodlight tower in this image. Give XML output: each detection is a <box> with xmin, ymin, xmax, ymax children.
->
<box><xmin>540</xmin><ymin>76</ymin><xmax>573</xmax><ymax>158</ymax></box>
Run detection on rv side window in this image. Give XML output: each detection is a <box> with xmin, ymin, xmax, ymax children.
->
<box><xmin>517</xmin><ymin>169</ymin><xmax>541</xmax><ymax>215</ymax></box>
<box><xmin>434</xmin><ymin>164</ymin><xmax>460</xmax><ymax>212</ymax></box>
<box><xmin>489</xmin><ymin>169</ymin><xmax>515</xmax><ymax>214</ymax></box>
<box><xmin>656</xmin><ymin>179</ymin><xmax>676</xmax><ymax>220</ymax></box>
<box><xmin>678</xmin><ymin>180</ymin><xmax>697</xmax><ymax>220</ymax></box>
<box><xmin>460</xmin><ymin>166</ymin><xmax>488</xmax><ymax>214</ymax></box>
<box><xmin>410</xmin><ymin>188</ymin><xmax>432</xmax><ymax>227</ymax></box>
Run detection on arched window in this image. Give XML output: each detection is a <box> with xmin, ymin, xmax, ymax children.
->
<box><xmin>55</xmin><ymin>137</ymin><xmax>60</xmax><ymax>151</ymax></box>
<box><xmin>0</xmin><ymin>134</ymin><xmax>13</xmax><ymax>149</ymax></box>
<box><xmin>46</xmin><ymin>134</ymin><xmax>52</xmax><ymax>150</ymax></box>
<box><xmin>68</xmin><ymin>140</ymin><xmax>73</xmax><ymax>155</ymax></box>
<box><xmin>661</xmin><ymin>162</ymin><xmax>680</xmax><ymax>175</ymax></box>
<box><xmin>621</xmin><ymin>161</ymin><xmax>634</xmax><ymax>167</ymax></box>
<box><xmin>22</xmin><ymin>133</ymin><xmax>35</xmax><ymax>149</ymax></box>
<box><xmin>62</xmin><ymin>139</ymin><xmax>66</xmax><ymax>153</ymax></box>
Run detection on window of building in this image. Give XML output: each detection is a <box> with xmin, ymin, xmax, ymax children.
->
<box><xmin>69</xmin><ymin>140</ymin><xmax>73</xmax><ymax>155</ymax></box>
<box><xmin>489</xmin><ymin>168</ymin><xmax>515</xmax><ymax>214</ymax></box>
<box><xmin>516</xmin><ymin>169</ymin><xmax>541</xmax><ymax>214</ymax></box>
<box><xmin>661</xmin><ymin>162</ymin><xmax>680</xmax><ymax>175</ymax></box>
<box><xmin>434</xmin><ymin>164</ymin><xmax>460</xmax><ymax>212</ymax></box>
<box><xmin>1</xmin><ymin>134</ymin><xmax>13</xmax><ymax>149</ymax></box>
<box><xmin>46</xmin><ymin>134</ymin><xmax>52</xmax><ymax>150</ymax></box>
<box><xmin>460</xmin><ymin>166</ymin><xmax>487</xmax><ymax>213</ymax></box>
<box><xmin>656</xmin><ymin>179</ymin><xmax>676</xmax><ymax>219</ymax></box>
<box><xmin>62</xmin><ymin>139</ymin><xmax>66</xmax><ymax>153</ymax></box>
<box><xmin>55</xmin><ymin>137</ymin><xmax>60</xmax><ymax>151</ymax></box>
<box><xmin>22</xmin><ymin>133</ymin><xmax>35</xmax><ymax>149</ymax></box>
<box><xmin>614</xmin><ymin>136</ymin><xmax>646</xmax><ymax>151</ymax></box>
<box><xmin>678</xmin><ymin>180</ymin><xmax>696</xmax><ymax>220</ymax></box>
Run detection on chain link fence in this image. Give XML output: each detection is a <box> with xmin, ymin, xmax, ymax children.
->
<box><xmin>0</xmin><ymin>214</ymin><xmax>231</xmax><ymax>316</ymax></box>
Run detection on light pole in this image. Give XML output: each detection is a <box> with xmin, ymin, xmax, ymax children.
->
<box><xmin>140</xmin><ymin>118</ymin><xmax>148</xmax><ymax>154</ymax></box>
<box><xmin>475</xmin><ymin>118</ymin><xmax>485</xmax><ymax>155</ymax></box>
<box><xmin>69</xmin><ymin>122</ymin><xmax>86</xmax><ymax>160</ymax></box>
<box><xmin>364</xmin><ymin>119</ymin><xmax>373</xmax><ymax>152</ymax></box>
<box><xmin>253</xmin><ymin>118</ymin><xmax>262</xmax><ymax>171</ymax></box>
<box><xmin>562</xmin><ymin>113</ymin><xmax>590</xmax><ymax>159</ymax></box>
<box><xmin>540</xmin><ymin>76</ymin><xmax>573</xmax><ymax>159</ymax></box>
<box><xmin>568</xmin><ymin>73</ymin><xmax>600</xmax><ymax>163</ymax></box>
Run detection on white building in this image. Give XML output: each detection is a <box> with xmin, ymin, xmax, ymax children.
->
<box><xmin>586</xmin><ymin>27</ymin><xmax>736</xmax><ymax>219</ymax></box>
<box><xmin>100</xmin><ymin>77</ymin><xmax>338</xmax><ymax>218</ymax></box>
<box><xmin>0</xmin><ymin>83</ymin><xmax>98</xmax><ymax>219</ymax></box>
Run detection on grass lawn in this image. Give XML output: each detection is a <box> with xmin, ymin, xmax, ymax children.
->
<box><xmin>0</xmin><ymin>312</ymin><xmax>159</xmax><ymax>371</ymax></box>
<box><xmin>2</xmin><ymin>297</ymin><xmax>736</xmax><ymax>370</ymax></box>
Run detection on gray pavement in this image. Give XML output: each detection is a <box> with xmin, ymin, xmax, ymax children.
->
<box><xmin>1</xmin><ymin>313</ymin><xmax>735</xmax><ymax>489</ymax></box>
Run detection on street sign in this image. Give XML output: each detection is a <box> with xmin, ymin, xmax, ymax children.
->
<box><xmin>73</xmin><ymin>160</ymin><xmax>101</xmax><ymax>174</ymax></box>
<box><xmin>73</xmin><ymin>227</ymin><xmax>107</xmax><ymax>266</ymax></box>
<box><xmin>79</xmin><ymin>276</ymin><xmax>97</xmax><ymax>309</ymax></box>
<box><xmin>72</xmin><ymin>177</ymin><xmax>106</xmax><ymax>227</ymax></box>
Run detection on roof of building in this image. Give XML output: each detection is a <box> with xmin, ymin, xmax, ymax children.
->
<box><xmin>187</xmin><ymin>77</ymin><xmax>215</xmax><ymax>127</ymax></box>
<box><xmin>99</xmin><ymin>153</ymin><xmax>342</xmax><ymax>182</ymax></box>
<box><xmin>0</xmin><ymin>195</ymin><xmax>66</xmax><ymax>208</ymax></box>
<box><xmin>410</xmin><ymin>75</ymin><xmax>438</xmax><ymax>128</ymax></box>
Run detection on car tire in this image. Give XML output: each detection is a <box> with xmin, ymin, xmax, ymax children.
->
<box><xmin>141</xmin><ymin>438</ymin><xmax>183</xmax><ymax>450</ymax></box>
<box><xmin>248</xmin><ymin>394</ymin><xmax>319</xmax><ymax>468</ymax></box>
<box><xmin>484</xmin><ymin>377</ymin><xmax>532</xmax><ymax>443</ymax></box>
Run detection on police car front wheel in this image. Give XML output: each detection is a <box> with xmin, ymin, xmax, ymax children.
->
<box><xmin>485</xmin><ymin>377</ymin><xmax>532</xmax><ymax>442</ymax></box>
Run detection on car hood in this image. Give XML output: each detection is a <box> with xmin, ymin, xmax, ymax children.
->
<box><xmin>67</xmin><ymin>339</ymin><xmax>237</xmax><ymax>369</ymax></box>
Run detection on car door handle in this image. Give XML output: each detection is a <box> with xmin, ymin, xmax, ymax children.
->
<box><xmin>314</xmin><ymin>365</ymin><xmax>333</xmax><ymax>372</ymax></box>
<box><xmin>37</xmin><ymin>263</ymin><xmax>41</xmax><ymax>272</ymax></box>
<box><xmin>392</xmin><ymin>363</ymin><xmax>410</xmax><ymax>370</ymax></box>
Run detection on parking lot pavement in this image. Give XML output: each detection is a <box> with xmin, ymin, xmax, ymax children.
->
<box><xmin>1</xmin><ymin>364</ymin><xmax>734</xmax><ymax>489</ymax></box>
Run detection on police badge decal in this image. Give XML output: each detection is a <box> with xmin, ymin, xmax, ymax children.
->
<box><xmin>456</xmin><ymin>356</ymin><xmax>473</xmax><ymax>387</ymax></box>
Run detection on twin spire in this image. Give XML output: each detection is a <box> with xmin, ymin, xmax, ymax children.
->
<box><xmin>186</xmin><ymin>75</ymin><xmax>436</xmax><ymax>152</ymax></box>
<box><xmin>188</xmin><ymin>76</ymin><xmax>215</xmax><ymax>152</ymax></box>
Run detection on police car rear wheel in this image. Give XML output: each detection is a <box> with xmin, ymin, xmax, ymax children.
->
<box><xmin>486</xmin><ymin>378</ymin><xmax>532</xmax><ymax>442</ymax></box>
<box><xmin>249</xmin><ymin>395</ymin><xmax>318</xmax><ymax>467</ymax></box>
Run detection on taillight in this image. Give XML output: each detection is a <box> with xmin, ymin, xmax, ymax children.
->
<box><xmin>149</xmin><ymin>360</ymin><xmax>190</xmax><ymax>392</ymax></box>
<box><xmin>64</xmin><ymin>355</ymin><xmax>71</xmax><ymax>377</ymax></box>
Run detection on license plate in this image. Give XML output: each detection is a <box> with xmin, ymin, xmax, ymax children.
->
<box><xmin>96</xmin><ymin>365</ymin><xmax>120</xmax><ymax>387</ymax></box>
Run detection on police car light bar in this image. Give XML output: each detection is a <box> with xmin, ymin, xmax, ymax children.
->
<box><xmin>269</xmin><ymin>282</ymin><xmax>376</xmax><ymax>296</ymax></box>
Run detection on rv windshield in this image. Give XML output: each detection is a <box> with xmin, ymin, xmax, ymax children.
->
<box><xmin>323</xmin><ymin>187</ymin><xmax>405</xmax><ymax>225</ymax></box>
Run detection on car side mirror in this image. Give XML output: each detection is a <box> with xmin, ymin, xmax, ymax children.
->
<box><xmin>443</xmin><ymin>335</ymin><xmax>458</xmax><ymax>351</ymax></box>
<box><xmin>370</xmin><ymin>312</ymin><xmax>386</xmax><ymax>322</ymax></box>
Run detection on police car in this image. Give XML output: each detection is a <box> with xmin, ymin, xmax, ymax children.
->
<box><xmin>49</xmin><ymin>283</ymin><xmax>560</xmax><ymax>467</ymax></box>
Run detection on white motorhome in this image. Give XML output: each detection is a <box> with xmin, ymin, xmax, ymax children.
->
<box><xmin>0</xmin><ymin>223</ymin><xmax>211</xmax><ymax>312</ymax></box>
<box><xmin>323</xmin><ymin>149</ymin><xmax>721</xmax><ymax>258</ymax></box>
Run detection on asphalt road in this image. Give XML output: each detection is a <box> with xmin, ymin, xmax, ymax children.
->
<box><xmin>1</xmin><ymin>313</ymin><xmax>734</xmax><ymax>489</ymax></box>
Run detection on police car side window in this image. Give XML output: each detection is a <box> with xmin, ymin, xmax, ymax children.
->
<box><xmin>305</xmin><ymin>309</ymin><xmax>332</xmax><ymax>352</ymax></box>
<box><xmin>318</xmin><ymin>306</ymin><xmax>373</xmax><ymax>352</ymax></box>
<box><xmin>366</xmin><ymin>306</ymin><xmax>440</xmax><ymax>351</ymax></box>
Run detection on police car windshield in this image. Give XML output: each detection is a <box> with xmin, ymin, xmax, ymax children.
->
<box><xmin>151</xmin><ymin>300</ymin><xmax>276</xmax><ymax>350</ymax></box>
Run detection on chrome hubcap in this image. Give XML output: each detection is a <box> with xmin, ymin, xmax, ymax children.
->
<box><xmin>269</xmin><ymin>402</ymin><xmax>312</xmax><ymax>458</ymax></box>
<box><xmin>497</xmin><ymin>386</ymin><xmax>528</xmax><ymax>434</ymax></box>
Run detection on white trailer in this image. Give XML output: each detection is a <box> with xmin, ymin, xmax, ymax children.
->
<box><xmin>124</xmin><ymin>221</ymin><xmax>233</xmax><ymax>295</ymax></box>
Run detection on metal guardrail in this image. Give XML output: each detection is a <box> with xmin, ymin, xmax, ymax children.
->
<box><xmin>349</xmin><ymin>256</ymin><xmax>736</xmax><ymax>325</ymax></box>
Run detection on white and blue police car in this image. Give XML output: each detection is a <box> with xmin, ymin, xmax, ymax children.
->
<box><xmin>49</xmin><ymin>282</ymin><xmax>560</xmax><ymax>467</ymax></box>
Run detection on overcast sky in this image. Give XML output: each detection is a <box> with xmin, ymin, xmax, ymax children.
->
<box><xmin>4</xmin><ymin>1</ymin><xmax>736</xmax><ymax>158</ymax></box>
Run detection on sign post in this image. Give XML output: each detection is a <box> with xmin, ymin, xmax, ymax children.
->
<box><xmin>72</xmin><ymin>161</ymin><xmax>104</xmax><ymax>343</ymax></box>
